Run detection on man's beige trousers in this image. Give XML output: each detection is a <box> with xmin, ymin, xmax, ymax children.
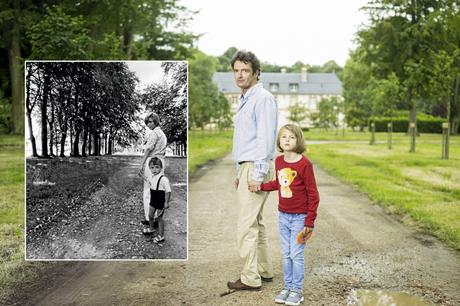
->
<box><xmin>236</xmin><ymin>162</ymin><xmax>275</xmax><ymax>287</ymax></box>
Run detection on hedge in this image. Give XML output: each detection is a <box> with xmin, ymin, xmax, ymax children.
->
<box><xmin>369</xmin><ymin>115</ymin><xmax>445</xmax><ymax>133</ymax></box>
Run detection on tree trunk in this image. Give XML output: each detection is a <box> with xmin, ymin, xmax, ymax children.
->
<box><xmin>73</xmin><ymin>128</ymin><xmax>81</xmax><ymax>157</ymax></box>
<box><xmin>25</xmin><ymin>65</ymin><xmax>38</xmax><ymax>157</ymax></box>
<box><xmin>41</xmin><ymin>67</ymin><xmax>50</xmax><ymax>158</ymax></box>
<box><xmin>26</xmin><ymin>111</ymin><xmax>38</xmax><ymax>157</ymax></box>
<box><xmin>451</xmin><ymin>73</ymin><xmax>459</xmax><ymax>135</ymax></box>
<box><xmin>407</xmin><ymin>88</ymin><xmax>417</xmax><ymax>153</ymax></box>
<box><xmin>48</xmin><ymin>122</ymin><xmax>54</xmax><ymax>156</ymax></box>
<box><xmin>92</xmin><ymin>131</ymin><xmax>99</xmax><ymax>156</ymax></box>
<box><xmin>88</xmin><ymin>126</ymin><xmax>92</xmax><ymax>156</ymax></box>
<box><xmin>7</xmin><ymin>18</ymin><xmax>24</xmax><ymax>134</ymax></box>
<box><xmin>60</xmin><ymin>120</ymin><xmax>67</xmax><ymax>157</ymax></box>
<box><xmin>82</xmin><ymin>124</ymin><xmax>88</xmax><ymax>157</ymax></box>
<box><xmin>123</xmin><ymin>28</ymin><xmax>132</xmax><ymax>59</ymax></box>
<box><xmin>48</xmin><ymin>102</ymin><xmax>55</xmax><ymax>157</ymax></box>
<box><xmin>107</xmin><ymin>134</ymin><xmax>112</xmax><ymax>155</ymax></box>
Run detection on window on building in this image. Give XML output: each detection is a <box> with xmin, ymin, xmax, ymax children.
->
<box><xmin>269</xmin><ymin>83</ymin><xmax>279</xmax><ymax>92</ymax></box>
<box><xmin>289</xmin><ymin>83</ymin><xmax>298</xmax><ymax>92</ymax></box>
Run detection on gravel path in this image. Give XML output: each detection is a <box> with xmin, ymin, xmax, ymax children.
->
<box><xmin>10</xmin><ymin>154</ymin><xmax>460</xmax><ymax>305</ymax></box>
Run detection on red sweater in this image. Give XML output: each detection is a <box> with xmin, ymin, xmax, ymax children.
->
<box><xmin>261</xmin><ymin>155</ymin><xmax>320</xmax><ymax>227</ymax></box>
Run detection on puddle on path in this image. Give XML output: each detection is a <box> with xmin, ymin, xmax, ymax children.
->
<box><xmin>348</xmin><ymin>289</ymin><xmax>431</xmax><ymax>306</ymax></box>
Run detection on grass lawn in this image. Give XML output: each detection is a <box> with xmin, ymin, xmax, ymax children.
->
<box><xmin>306</xmin><ymin>131</ymin><xmax>460</xmax><ymax>250</ymax></box>
<box><xmin>188</xmin><ymin>129</ymin><xmax>233</xmax><ymax>175</ymax></box>
<box><xmin>0</xmin><ymin>134</ymin><xmax>44</xmax><ymax>302</ymax></box>
<box><xmin>187</xmin><ymin>128</ymin><xmax>460</xmax><ymax>249</ymax></box>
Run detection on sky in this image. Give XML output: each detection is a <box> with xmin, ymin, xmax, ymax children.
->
<box><xmin>126</xmin><ymin>61</ymin><xmax>164</xmax><ymax>91</ymax></box>
<box><xmin>179</xmin><ymin>0</ymin><xmax>370</xmax><ymax>67</ymax></box>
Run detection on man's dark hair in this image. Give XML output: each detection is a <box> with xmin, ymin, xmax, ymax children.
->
<box><xmin>230</xmin><ymin>50</ymin><xmax>261</xmax><ymax>80</ymax></box>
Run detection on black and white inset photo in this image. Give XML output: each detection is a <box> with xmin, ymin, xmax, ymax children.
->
<box><xmin>25</xmin><ymin>61</ymin><xmax>188</xmax><ymax>260</ymax></box>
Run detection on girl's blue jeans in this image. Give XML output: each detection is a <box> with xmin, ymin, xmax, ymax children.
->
<box><xmin>279</xmin><ymin>211</ymin><xmax>306</xmax><ymax>291</ymax></box>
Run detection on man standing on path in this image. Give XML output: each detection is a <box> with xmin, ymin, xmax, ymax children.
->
<box><xmin>227</xmin><ymin>50</ymin><xmax>278</xmax><ymax>291</ymax></box>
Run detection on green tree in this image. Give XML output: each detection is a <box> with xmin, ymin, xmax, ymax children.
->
<box><xmin>358</xmin><ymin>0</ymin><xmax>460</xmax><ymax>150</ymax></box>
<box><xmin>312</xmin><ymin>96</ymin><xmax>341</xmax><ymax>130</ymax></box>
<box><xmin>288</xmin><ymin>102</ymin><xmax>309</xmax><ymax>126</ymax></box>
<box><xmin>216</xmin><ymin>46</ymin><xmax>238</xmax><ymax>72</ymax></box>
<box><xmin>1</xmin><ymin>0</ymin><xmax>197</xmax><ymax>134</ymax></box>
<box><xmin>188</xmin><ymin>49</ymin><xmax>230</xmax><ymax>130</ymax></box>
<box><xmin>371</xmin><ymin>72</ymin><xmax>401</xmax><ymax>118</ymax></box>
<box><xmin>26</xmin><ymin>6</ymin><xmax>93</xmax><ymax>60</ymax></box>
<box><xmin>342</xmin><ymin>49</ymin><xmax>374</xmax><ymax>131</ymax></box>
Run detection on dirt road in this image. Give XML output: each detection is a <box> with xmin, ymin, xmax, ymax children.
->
<box><xmin>26</xmin><ymin>156</ymin><xmax>187</xmax><ymax>260</ymax></box>
<box><xmin>11</xmin><ymin>155</ymin><xmax>460</xmax><ymax>305</ymax></box>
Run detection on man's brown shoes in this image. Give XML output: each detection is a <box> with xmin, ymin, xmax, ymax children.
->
<box><xmin>227</xmin><ymin>279</ymin><xmax>261</xmax><ymax>291</ymax></box>
<box><xmin>261</xmin><ymin>276</ymin><xmax>273</xmax><ymax>282</ymax></box>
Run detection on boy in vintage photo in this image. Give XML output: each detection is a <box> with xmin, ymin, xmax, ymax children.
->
<box><xmin>140</xmin><ymin>157</ymin><xmax>171</xmax><ymax>244</ymax></box>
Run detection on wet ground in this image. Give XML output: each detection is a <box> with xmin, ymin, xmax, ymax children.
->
<box><xmin>7</xmin><ymin>154</ymin><xmax>460</xmax><ymax>305</ymax></box>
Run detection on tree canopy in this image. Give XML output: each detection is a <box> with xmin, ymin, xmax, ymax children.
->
<box><xmin>344</xmin><ymin>0</ymin><xmax>460</xmax><ymax>134</ymax></box>
<box><xmin>0</xmin><ymin>0</ymin><xmax>197</xmax><ymax>134</ymax></box>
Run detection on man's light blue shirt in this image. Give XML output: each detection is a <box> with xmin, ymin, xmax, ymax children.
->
<box><xmin>232</xmin><ymin>83</ymin><xmax>278</xmax><ymax>182</ymax></box>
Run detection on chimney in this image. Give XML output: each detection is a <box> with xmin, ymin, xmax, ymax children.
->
<box><xmin>301</xmin><ymin>67</ymin><xmax>307</xmax><ymax>82</ymax></box>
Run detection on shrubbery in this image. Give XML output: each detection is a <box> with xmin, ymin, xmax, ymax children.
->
<box><xmin>369</xmin><ymin>114</ymin><xmax>446</xmax><ymax>133</ymax></box>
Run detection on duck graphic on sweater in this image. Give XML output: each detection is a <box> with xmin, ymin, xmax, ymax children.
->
<box><xmin>278</xmin><ymin>168</ymin><xmax>297</xmax><ymax>198</ymax></box>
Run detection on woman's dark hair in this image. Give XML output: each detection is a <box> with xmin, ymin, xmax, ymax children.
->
<box><xmin>230</xmin><ymin>50</ymin><xmax>261</xmax><ymax>80</ymax></box>
<box><xmin>144</xmin><ymin>112</ymin><xmax>160</xmax><ymax>126</ymax></box>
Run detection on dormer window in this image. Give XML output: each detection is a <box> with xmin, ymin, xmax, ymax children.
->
<box><xmin>289</xmin><ymin>83</ymin><xmax>299</xmax><ymax>92</ymax></box>
<box><xmin>269</xmin><ymin>83</ymin><xmax>279</xmax><ymax>92</ymax></box>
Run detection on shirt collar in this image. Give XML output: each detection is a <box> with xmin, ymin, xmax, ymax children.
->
<box><xmin>240</xmin><ymin>82</ymin><xmax>263</xmax><ymax>100</ymax></box>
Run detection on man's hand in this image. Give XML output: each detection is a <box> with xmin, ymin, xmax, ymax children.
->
<box><xmin>248</xmin><ymin>180</ymin><xmax>261</xmax><ymax>192</ymax></box>
<box><xmin>234</xmin><ymin>178</ymin><xmax>239</xmax><ymax>190</ymax></box>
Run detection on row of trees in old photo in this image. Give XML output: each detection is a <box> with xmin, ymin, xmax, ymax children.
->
<box><xmin>26</xmin><ymin>61</ymin><xmax>187</xmax><ymax>158</ymax></box>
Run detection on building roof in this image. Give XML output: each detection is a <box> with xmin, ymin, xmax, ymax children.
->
<box><xmin>213</xmin><ymin>72</ymin><xmax>342</xmax><ymax>95</ymax></box>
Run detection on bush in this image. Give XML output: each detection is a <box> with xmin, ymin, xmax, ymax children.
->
<box><xmin>301</xmin><ymin>126</ymin><xmax>310</xmax><ymax>132</ymax></box>
<box><xmin>369</xmin><ymin>114</ymin><xmax>445</xmax><ymax>133</ymax></box>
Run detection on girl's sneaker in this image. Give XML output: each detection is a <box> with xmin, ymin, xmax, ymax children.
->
<box><xmin>285</xmin><ymin>289</ymin><xmax>304</xmax><ymax>306</ymax></box>
<box><xmin>274</xmin><ymin>288</ymin><xmax>290</xmax><ymax>304</ymax></box>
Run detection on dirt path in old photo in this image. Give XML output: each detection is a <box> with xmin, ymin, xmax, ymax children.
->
<box><xmin>26</xmin><ymin>156</ymin><xmax>187</xmax><ymax>260</ymax></box>
<box><xmin>11</xmin><ymin>155</ymin><xmax>460</xmax><ymax>305</ymax></box>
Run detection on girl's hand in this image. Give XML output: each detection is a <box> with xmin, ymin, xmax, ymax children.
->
<box><xmin>248</xmin><ymin>180</ymin><xmax>261</xmax><ymax>192</ymax></box>
<box><xmin>297</xmin><ymin>227</ymin><xmax>313</xmax><ymax>244</ymax></box>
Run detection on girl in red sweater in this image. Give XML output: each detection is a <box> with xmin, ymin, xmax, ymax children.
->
<box><xmin>257</xmin><ymin>124</ymin><xmax>320</xmax><ymax>305</ymax></box>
